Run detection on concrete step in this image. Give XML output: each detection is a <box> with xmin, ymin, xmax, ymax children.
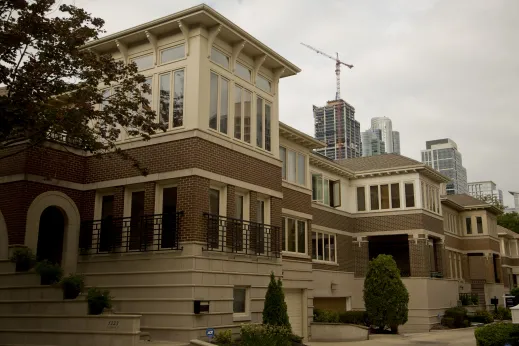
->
<box><xmin>0</xmin><ymin>260</ymin><xmax>15</xmax><ymax>273</ymax></box>
<box><xmin>0</xmin><ymin>299</ymin><xmax>87</xmax><ymax>315</ymax></box>
<box><xmin>0</xmin><ymin>272</ymin><xmax>40</xmax><ymax>287</ymax></box>
<box><xmin>0</xmin><ymin>286</ymin><xmax>63</xmax><ymax>300</ymax></box>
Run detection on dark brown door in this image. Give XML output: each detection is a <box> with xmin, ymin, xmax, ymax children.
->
<box><xmin>37</xmin><ymin>206</ymin><xmax>65</xmax><ymax>265</ymax></box>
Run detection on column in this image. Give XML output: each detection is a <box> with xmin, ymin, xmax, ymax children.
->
<box><xmin>408</xmin><ymin>234</ymin><xmax>430</xmax><ymax>277</ymax></box>
<box><xmin>177</xmin><ymin>176</ymin><xmax>210</xmax><ymax>244</ymax></box>
<box><xmin>435</xmin><ymin>240</ymin><xmax>445</xmax><ymax>277</ymax></box>
<box><xmin>353</xmin><ymin>236</ymin><xmax>369</xmax><ymax>277</ymax></box>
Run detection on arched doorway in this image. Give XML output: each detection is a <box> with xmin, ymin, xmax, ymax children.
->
<box><xmin>36</xmin><ymin>206</ymin><xmax>65</xmax><ymax>265</ymax></box>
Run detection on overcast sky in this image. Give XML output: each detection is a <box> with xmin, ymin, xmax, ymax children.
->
<box><xmin>77</xmin><ymin>0</ymin><xmax>518</xmax><ymax>206</ymax></box>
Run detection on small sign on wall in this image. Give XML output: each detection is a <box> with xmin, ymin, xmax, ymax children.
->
<box><xmin>107</xmin><ymin>320</ymin><xmax>120</xmax><ymax>329</ymax></box>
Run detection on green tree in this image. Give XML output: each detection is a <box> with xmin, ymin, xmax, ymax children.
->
<box><xmin>263</xmin><ymin>272</ymin><xmax>291</xmax><ymax>330</ymax></box>
<box><xmin>498</xmin><ymin>212</ymin><xmax>519</xmax><ymax>234</ymax></box>
<box><xmin>0</xmin><ymin>0</ymin><xmax>164</xmax><ymax>173</ymax></box>
<box><xmin>364</xmin><ymin>254</ymin><xmax>409</xmax><ymax>333</ymax></box>
<box><xmin>475</xmin><ymin>195</ymin><xmax>506</xmax><ymax>212</ymax></box>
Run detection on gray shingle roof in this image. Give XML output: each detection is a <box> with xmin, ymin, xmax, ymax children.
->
<box><xmin>443</xmin><ymin>194</ymin><xmax>488</xmax><ymax>207</ymax></box>
<box><xmin>335</xmin><ymin>154</ymin><xmax>423</xmax><ymax>172</ymax></box>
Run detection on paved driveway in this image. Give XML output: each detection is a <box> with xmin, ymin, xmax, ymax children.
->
<box><xmin>308</xmin><ymin>328</ymin><xmax>477</xmax><ymax>346</ymax></box>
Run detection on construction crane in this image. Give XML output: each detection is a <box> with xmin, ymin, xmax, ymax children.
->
<box><xmin>301</xmin><ymin>42</ymin><xmax>353</xmax><ymax>100</ymax></box>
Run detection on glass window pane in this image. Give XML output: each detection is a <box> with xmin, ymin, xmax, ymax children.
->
<box><xmin>100</xmin><ymin>89</ymin><xmax>110</xmax><ymax>111</ymax></box>
<box><xmin>311</xmin><ymin>232</ymin><xmax>317</xmax><ymax>259</ymax></box>
<box><xmin>476</xmin><ymin>217</ymin><xmax>483</xmax><ymax>234</ymax></box>
<box><xmin>243</xmin><ymin>90</ymin><xmax>251</xmax><ymax>143</ymax></box>
<box><xmin>317</xmin><ymin>233</ymin><xmax>323</xmax><ymax>260</ymax></box>
<box><xmin>256</xmin><ymin>97</ymin><xmax>263</xmax><ymax>148</ymax></box>
<box><xmin>280</xmin><ymin>147</ymin><xmax>286</xmax><ymax>180</ymax></box>
<box><xmin>235</xmin><ymin>62</ymin><xmax>251</xmax><ymax>81</ymax></box>
<box><xmin>209</xmin><ymin>189</ymin><xmax>220</xmax><ymax>215</ymax></box>
<box><xmin>234</xmin><ymin>86</ymin><xmax>242</xmax><ymax>139</ymax></box>
<box><xmin>209</xmin><ymin>72</ymin><xmax>218</xmax><ymax>130</ymax></box>
<box><xmin>235</xmin><ymin>195</ymin><xmax>243</xmax><ymax>219</ymax></box>
<box><xmin>287</xmin><ymin>150</ymin><xmax>296</xmax><ymax>183</ymax></box>
<box><xmin>131</xmin><ymin>54</ymin><xmax>153</xmax><ymax>71</ymax></box>
<box><xmin>297</xmin><ymin>154</ymin><xmax>305</xmax><ymax>185</ymax></box>
<box><xmin>257</xmin><ymin>200</ymin><xmax>265</xmax><ymax>224</ymax></box>
<box><xmin>288</xmin><ymin>218</ymin><xmax>296</xmax><ymax>252</ymax></box>
<box><xmin>405</xmin><ymin>183</ymin><xmax>415</xmax><ymax>208</ymax></box>
<box><xmin>256</xmin><ymin>74</ymin><xmax>271</xmax><ymax>92</ymax></box>
<box><xmin>162</xmin><ymin>187</ymin><xmax>177</xmax><ymax>214</ymax></box>
<box><xmin>160</xmin><ymin>44</ymin><xmax>185</xmax><ymax>63</ymax></box>
<box><xmin>466</xmin><ymin>217</ymin><xmax>472</xmax><ymax>234</ymax></box>
<box><xmin>370</xmin><ymin>185</ymin><xmax>379</xmax><ymax>210</ymax></box>
<box><xmin>330</xmin><ymin>235</ymin><xmax>336</xmax><ymax>262</ymax></box>
<box><xmin>357</xmin><ymin>187</ymin><xmax>366</xmax><ymax>211</ymax></box>
<box><xmin>282</xmin><ymin>217</ymin><xmax>286</xmax><ymax>251</ymax></box>
<box><xmin>324</xmin><ymin>234</ymin><xmax>330</xmax><ymax>261</ymax></box>
<box><xmin>159</xmin><ymin>74</ymin><xmax>171</xmax><ymax>126</ymax></box>
<box><xmin>312</xmin><ymin>174</ymin><xmax>323</xmax><ymax>201</ymax></box>
<box><xmin>381</xmin><ymin>184</ymin><xmax>390</xmax><ymax>209</ymax></box>
<box><xmin>391</xmin><ymin>183</ymin><xmax>400</xmax><ymax>208</ymax></box>
<box><xmin>233</xmin><ymin>288</ymin><xmax>246</xmax><ymax>313</ymax></box>
<box><xmin>323</xmin><ymin>179</ymin><xmax>330</xmax><ymax>206</ymax></box>
<box><xmin>265</xmin><ymin>103</ymin><xmax>271</xmax><ymax>151</ymax></box>
<box><xmin>143</xmin><ymin>77</ymin><xmax>152</xmax><ymax>110</ymax></box>
<box><xmin>173</xmin><ymin>70</ymin><xmax>184</xmax><ymax>127</ymax></box>
<box><xmin>220</xmin><ymin>78</ymin><xmax>228</xmax><ymax>134</ymax></box>
<box><xmin>101</xmin><ymin>195</ymin><xmax>114</xmax><ymax>219</ymax></box>
<box><xmin>297</xmin><ymin>221</ymin><xmax>306</xmax><ymax>253</ymax></box>
<box><xmin>211</xmin><ymin>47</ymin><xmax>229</xmax><ymax>69</ymax></box>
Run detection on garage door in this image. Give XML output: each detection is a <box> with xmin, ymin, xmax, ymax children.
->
<box><xmin>285</xmin><ymin>289</ymin><xmax>303</xmax><ymax>336</ymax></box>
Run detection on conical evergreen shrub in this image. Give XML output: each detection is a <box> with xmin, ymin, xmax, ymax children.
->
<box><xmin>263</xmin><ymin>272</ymin><xmax>291</xmax><ymax>330</ymax></box>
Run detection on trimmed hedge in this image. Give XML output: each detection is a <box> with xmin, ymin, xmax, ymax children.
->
<box><xmin>470</xmin><ymin>310</ymin><xmax>494</xmax><ymax>324</ymax></box>
<box><xmin>493</xmin><ymin>306</ymin><xmax>512</xmax><ymax>321</ymax></box>
<box><xmin>313</xmin><ymin>309</ymin><xmax>339</xmax><ymax>323</ymax></box>
<box><xmin>313</xmin><ymin>309</ymin><xmax>370</xmax><ymax>326</ymax></box>
<box><xmin>442</xmin><ymin>307</ymin><xmax>469</xmax><ymax>328</ymax></box>
<box><xmin>240</xmin><ymin>324</ymin><xmax>291</xmax><ymax>346</ymax></box>
<box><xmin>475</xmin><ymin>323</ymin><xmax>519</xmax><ymax>346</ymax></box>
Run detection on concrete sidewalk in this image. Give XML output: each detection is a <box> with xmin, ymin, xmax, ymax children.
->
<box><xmin>307</xmin><ymin>327</ymin><xmax>477</xmax><ymax>345</ymax></box>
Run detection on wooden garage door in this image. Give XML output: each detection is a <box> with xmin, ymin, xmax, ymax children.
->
<box><xmin>285</xmin><ymin>289</ymin><xmax>303</xmax><ymax>336</ymax></box>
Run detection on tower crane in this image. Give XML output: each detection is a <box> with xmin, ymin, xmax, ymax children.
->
<box><xmin>301</xmin><ymin>42</ymin><xmax>353</xmax><ymax>100</ymax></box>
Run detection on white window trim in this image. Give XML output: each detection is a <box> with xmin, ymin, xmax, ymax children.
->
<box><xmin>282</xmin><ymin>216</ymin><xmax>308</xmax><ymax>256</ymax></box>
<box><xmin>256</xmin><ymin>73</ymin><xmax>273</xmax><ymax>94</ymax></box>
<box><xmin>233</xmin><ymin>84</ymin><xmax>253</xmax><ymax>145</ymax></box>
<box><xmin>233</xmin><ymin>286</ymin><xmax>251</xmax><ymax>321</ymax></box>
<box><xmin>94</xmin><ymin>189</ymin><xmax>116</xmax><ymax>220</ymax></box>
<box><xmin>281</xmin><ymin>146</ymin><xmax>307</xmax><ymax>187</ymax></box>
<box><xmin>158</xmin><ymin>43</ymin><xmax>186</xmax><ymax>65</ymax></box>
<box><xmin>257</xmin><ymin>195</ymin><xmax>271</xmax><ymax>225</ymax></box>
<box><xmin>255</xmin><ymin>96</ymin><xmax>272</xmax><ymax>151</ymax></box>
<box><xmin>130</xmin><ymin>52</ymin><xmax>154</xmax><ymax>72</ymax></box>
<box><xmin>234</xmin><ymin>60</ymin><xmax>252</xmax><ymax>83</ymax></box>
<box><xmin>311</xmin><ymin>230</ymin><xmax>338</xmax><ymax>265</ymax></box>
<box><xmin>210</xmin><ymin>46</ymin><xmax>230</xmax><ymax>70</ymax></box>
<box><xmin>403</xmin><ymin>181</ymin><xmax>416</xmax><ymax>209</ymax></box>
<box><xmin>311</xmin><ymin>172</ymin><xmax>341</xmax><ymax>208</ymax></box>
<box><xmin>210</xmin><ymin>184</ymin><xmax>227</xmax><ymax>217</ymax></box>
<box><xmin>209</xmin><ymin>71</ymin><xmax>230</xmax><ymax>136</ymax></box>
<box><xmin>158</xmin><ymin>68</ymin><xmax>186</xmax><ymax>130</ymax></box>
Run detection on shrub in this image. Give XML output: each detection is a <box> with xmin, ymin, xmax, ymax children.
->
<box><xmin>240</xmin><ymin>324</ymin><xmax>291</xmax><ymax>346</ymax></box>
<box><xmin>289</xmin><ymin>333</ymin><xmax>303</xmax><ymax>344</ymax></box>
<box><xmin>443</xmin><ymin>307</ymin><xmax>468</xmax><ymax>328</ymax></box>
<box><xmin>313</xmin><ymin>309</ymin><xmax>339</xmax><ymax>323</ymax></box>
<box><xmin>59</xmin><ymin>273</ymin><xmax>85</xmax><ymax>299</ymax></box>
<box><xmin>475</xmin><ymin>322</ymin><xmax>519</xmax><ymax>346</ymax></box>
<box><xmin>263</xmin><ymin>272</ymin><xmax>291</xmax><ymax>330</ymax></box>
<box><xmin>460</xmin><ymin>294</ymin><xmax>471</xmax><ymax>306</ymax></box>
<box><xmin>472</xmin><ymin>294</ymin><xmax>480</xmax><ymax>305</ymax></box>
<box><xmin>511</xmin><ymin>287</ymin><xmax>519</xmax><ymax>298</ymax></box>
<box><xmin>87</xmin><ymin>287</ymin><xmax>112</xmax><ymax>315</ymax></box>
<box><xmin>339</xmin><ymin>311</ymin><xmax>370</xmax><ymax>326</ymax></box>
<box><xmin>9</xmin><ymin>247</ymin><xmax>36</xmax><ymax>272</ymax></box>
<box><xmin>470</xmin><ymin>310</ymin><xmax>494</xmax><ymax>324</ymax></box>
<box><xmin>363</xmin><ymin>254</ymin><xmax>409</xmax><ymax>332</ymax></box>
<box><xmin>493</xmin><ymin>306</ymin><xmax>512</xmax><ymax>321</ymax></box>
<box><xmin>441</xmin><ymin>317</ymin><xmax>455</xmax><ymax>328</ymax></box>
<box><xmin>34</xmin><ymin>260</ymin><xmax>63</xmax><ymax>285</ymax></box>
<box><xmin>213</xmin><ymin>329</ymin><xmax>232</xmax><ymax>345</ymax></box>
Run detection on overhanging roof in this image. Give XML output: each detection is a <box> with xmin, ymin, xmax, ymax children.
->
<box><xmin>82</xmin><ymin>4</ymin><xmax>300</xmax><ymax>77</ymax></box>
<box><xmin>279</xmin><ymin>122</ymin><xmax>324</xmax><ymax>150</ymax></box>
<box><xmin>441</xmin><ymin>194</ymin><xmax>502</xmax><ymax>215</ymax></box>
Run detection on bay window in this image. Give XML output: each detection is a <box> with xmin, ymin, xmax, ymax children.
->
<box><xmin>160</xmin><ymin>44</ymin><xmax>185</xmax><ymax>64</ymax></box>
<box><xmin>234</xmin><ymin>85</ymin><xmax>252</xmax><ymax>143</ymax></box>
<box><xmin>159</xmin><ymin>69</ymin><xmax>184</xmax><ymax>129</ymax></box>
<box><xmin>211</xmin><ymin>47</ymin><xmax>229</xmax><ymax>69</ymax></box>
<box><xmin>256</xmin><ymin>74</ymin><xmax>272</xmax><ymax>93</ymax></box>
<box><xmin>131</xmin><ymin>54</ymin><xmax>153</xmax><ymax>71</ymax></box>
<box><xmin>312</xmin><ymin>173</ymin><xmax>341</xmax><ymax>207</ymax></box>
<box><xmin>256</xmin><ymin>97</ymin><xmax>272</xmax><ymax>151</ymax></box>
<box><xmin>370</xmin><ymin>185</ymin><xmax>379</xmax><ymax>210</ymax></box>
<box><xmin>280</xmin><ymin>146</ymin><xmax>306</xmax><ymax>186</ymax></box>
<box><xmin>209</xmin><ymin>72</ymin><xmax>229</xmax><ymax>134</ymax></box>
<box><xmin>405</xmin><ymin>183</ymin><xmax>415</xmax><ymax>208</ymax></box>
<box><xmin>282</xmin><ymin>217</ymin><xmax>307</xmax><ymax>254</ymax></box>
<box><xmin>312</xmin><ymin>231</ymin><xmax>337</xmax><ymax>263</ymax></box>
<box><xmin>235</xmin><ymin>62</ymin><xmax>251</xmax><ymax>82</ymax></box>
<box><xmin>357</xmin><ymin>187</ymin><xmax>366</xmax><ymax>211</ymax></box>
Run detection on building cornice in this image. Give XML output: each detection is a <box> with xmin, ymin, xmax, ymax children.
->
<box><xmin>279</xmin><ymin>122</ymin><xmax>324</xmax><ymax>150</ymax></box>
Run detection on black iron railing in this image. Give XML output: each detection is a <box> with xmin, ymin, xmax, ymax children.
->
<box><xmin>459</xmin><ymin>292</ymin><xmax>479</xmax><ymax>306</ymax></box>
<box><xmin>203</xmin><ymin>213</ymin><xmax>281</xmax><ymax>258</ymax></box>
<box><xmin>79</xmin><ymin>212</ymin><xmax>183</xmax><ymax>254</ymax></box>
<box><xmin>430</xmin><ymin>271</ymin><xmax>444</xmax><ymax>278</ymax></box>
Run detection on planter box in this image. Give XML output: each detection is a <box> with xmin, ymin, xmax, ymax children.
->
<box><xmin>311</xmin><ymin>323</ymin><xmax>369</xmax><ymax>342</ymax></box>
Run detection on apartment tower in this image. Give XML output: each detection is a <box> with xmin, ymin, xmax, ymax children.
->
<box><xmin>361</xmin><ymin>128</ymin><xmax>386</xmax><ymax>157</ymax></box>
<box><xmin>371</xmin><ymin>117</ymin><xmax>393</xmax><ymax>153</ymax></box>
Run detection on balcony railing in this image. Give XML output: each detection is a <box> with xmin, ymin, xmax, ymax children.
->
<box><xmin>79</xmin><ymin>212</ymin><xmax>183</xmax><ymax>254</ymax></box>
<box><xmin>203</xmin><ymin>213</ymin><xmax>281</xmax><ymax>258</ymax></box>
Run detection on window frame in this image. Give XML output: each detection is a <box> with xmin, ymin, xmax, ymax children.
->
<box><xmin>235</xmin><ymin>61</ymin><xmax>252</xmax><ymax>82</ymax></box>
<box><xmin>476</xmin><ymin>216</ymin><xmax>483</xmax><ymax>234</ymax></box>
<box><xmin>158</xmin><ymin>68</ymin><xmax>185</xmax><ymax>130</ymax></box>
<box><xmin>282</xmin><ymin>216</ymin><xmax>308</xmax><ymax>256</ymax></box>
<box><xmin>130</xmin><ymin>53</ymin><xmax>154</xmax><ymax>71</ymax></box>
<box><xmin>209</xmin><ymin>71</ymin><xmax>230</xmax><ymax>135</ymax></box>
<box><xmin>465</xmin><ymin>217</ymin><xmax>472</xmax><ymax>235</ymax></box>
<box><xmin>311</xmin><ymin>230</ymin><xmax>337</xmax><ymax>264</ymax></box>
<box><xmin>210</xmin><ymin>46</ymin><xmax>230</xmax><ymax>70</ymax></box>
<box><xmin>256</xmin><ymin>96</ymin><xmax>272</xmax><ymax>151</ymax></box>
<box><xmin>232</xmin><ymin>286</ymin><xmax>250</xmax><ymax>320</ymax></box>
<box><xmin>256</xmin><ymin>74</ymin><xmax>273</xmax><ymax>94</ymax></box>
<box><xmin>159</xmin><ymin>43</ymin><xmax>186</xmax><ymax>65</ymax></box>
<box><xmin>404</xmin><ymin>182</ymin><xmax>415</xmax><ymax>208</ymax></box>
<box><xmin>233</xmin><ymin>84</ymin><xmax>253</xmax><ymax>144</ymax></box>
<box><xmin>280</xmin><ymin>146</ymin><xmax>307</xmax><ymax>187</ymax></box>
<box><xmin>311</xmin><ymin>172</ymin><xmax>341</xmax><ymax>207</ymax></box>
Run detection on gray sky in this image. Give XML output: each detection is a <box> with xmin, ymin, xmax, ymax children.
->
<box><xmin>77</xmin><ymin>0</ymin><xmax>518</xmax><ymax>206</ymax></box>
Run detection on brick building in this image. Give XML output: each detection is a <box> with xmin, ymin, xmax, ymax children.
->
<box><xmin>0</xmin><ymin>4</ymin><xmax>513</xmax><ymax>344</ymax></box>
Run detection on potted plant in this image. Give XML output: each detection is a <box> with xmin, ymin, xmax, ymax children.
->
<box><xmin>9</xmin><ymin>247</ymin><xmax>36</xmax><ymax>272</ymax></box>
<box><xmin>60</xmin><ymin>273</ymin><xmax>85</xmax><ymax>299</ymax></box>
<box><xmin>87</xmin><ymin>287</ymin><xmax>112</xmax><ymax>315</ymax></box>
<box><xmin>35</xmin><ymin>260</ymin><xmax>63</xmax><ymax>285</ymax></box>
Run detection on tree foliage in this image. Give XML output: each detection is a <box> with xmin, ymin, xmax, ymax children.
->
<box><xmin>498</xmin><ymin>212</ymin><xmax>519</xmax><ymax>234</ymax></box>
<box><xmin>0</xmin><ymin>0</ymin><xmax>164</xmax><ymax>173</ymax></box>
<box><xmin>263</xmin><ymin>272</ymin><xmax>291</xmax><ymax>331</ymax></box>
<box><xmin>475</xmin><ymin>195</ymin><xmax>507</xmax><ymax>212</ymax></box>
<box><xmin>363</xmin><ymin>254</ymin><xmax>409</xmax><ymax>332</ymax></box>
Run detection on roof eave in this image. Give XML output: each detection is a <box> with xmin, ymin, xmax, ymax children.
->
<box><xmin>279</xmin><ymin>122</ymin><xmax>324</xmax><ymax>150</ymax></box>
<box><xmin>309</xmin><ymin>154</ymin><xmax>355</xmax><ymax>178</ymax></box>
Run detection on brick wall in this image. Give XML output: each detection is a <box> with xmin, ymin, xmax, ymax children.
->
<box><xmin>312</xmin><ymin>234</ymin><xmax>354</xmax><ymax>272</ymax></box>
<box><xmin>409</xmin><ymin>237</ymin><xmax>430</xmax><ymax>277</ymax></box>
<box><xmin>177</xmin><ymin>176</ymin><xmax>210</xmax><ymax>243</ymax></box>
<box><xmin>312</xmin><ymin>207</ymin><xmax>354</xmax><ymax>232</ymax></box>
<box><xmin>353</xmin><ymin>238</ymin><xmax>368</xmax><ymax>277</ymax></box>
<box><xmin>281</xmin><ymin>187</ymin><xmax>311</xmax><ymax>214</ymax></box>
<box><xmin>356</xmin><ymin>214</ymin><xmax>422</xmax><ymax>233</ymax></box>
<box><xmin>0</xmin><ymin>144</ymin><xmax>27</xmax><ymax>176</ymax></box>
<box><xmin>423</xmin><ymin>214</ymin><xmax>443</xmax><ymax>234</ymax></box>
<box><xmin>434</xmin><ymin>240</ymin><xmax>444</xmax><ymax>275</ymax></box>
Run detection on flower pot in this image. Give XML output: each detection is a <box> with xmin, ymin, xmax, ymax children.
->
<box><xmin>15</xmin><ymin>261</ymin><xmax>32</xmax><ymax>272</ymax></box>
<box><xmin>40</xmin><ymin>275</ymin><xmax>60</xmax><ymax>285</ymax></box>
<box><xmin>63</xmin><ymin>287</ymin><xmax>81</xmax><ymax>300</ymax></box>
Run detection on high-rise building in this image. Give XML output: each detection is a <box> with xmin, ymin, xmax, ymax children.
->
<box><xmin>392</xmin><ymin>131</ymin><xmax>400</xmax><ymax>155</ymax></box>
<box><xmin>371</xmin><ymin>117</ymin><xmax>393</xmax><ymax>153</ymax></box>
<box><xmin>421</xmin><ymin>138</ymin><xmax>468</xmax><ymax>195</ymax></box>
<box><xmin>506</xmin><ymin>191</ymin><xmax>519</xmax><ymax>213</ymax></box>
<box><xmin>314</xmin><ymin>99</ymin><xmax>361</xmax><ymax>160</ymax></box>
<box><xmin>361</xmin><ymin>129</ymin><xmax>385</xmax><ymax>157</ymax></box>
<box><xmin>468</xmin><ymin>181</ymin><xmax>503</xmax><ymax>205</ymax></box>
